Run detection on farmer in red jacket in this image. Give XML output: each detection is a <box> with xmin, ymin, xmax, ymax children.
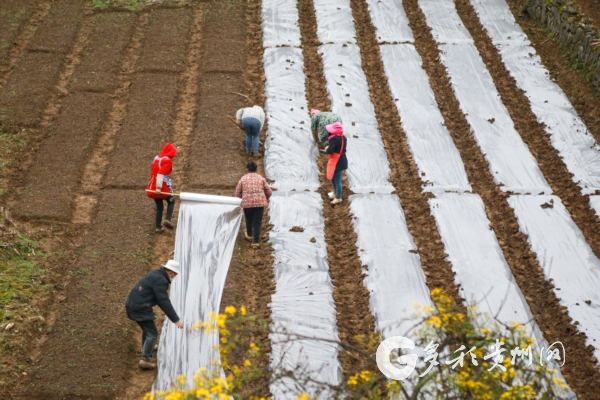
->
<box><xmin>147</xmin><ymin>143</ymin><xmax>177</xmax><ymax>232</ymax></box>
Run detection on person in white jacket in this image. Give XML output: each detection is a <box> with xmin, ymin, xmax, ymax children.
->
<box><xmin>236</xmin><ymin>105</ymin><xmax>265</xmax><ymax>156</ymax></box>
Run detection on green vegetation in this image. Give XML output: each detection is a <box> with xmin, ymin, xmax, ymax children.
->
<box><xmin>0</xmin><ymin>233</ymin><xmax>49</xmax><ymax>322</ymax></box>
<box><xmin>86</xmin><ymin>0</ymin><xmax>148</xmax><ymax>11</ymax></box>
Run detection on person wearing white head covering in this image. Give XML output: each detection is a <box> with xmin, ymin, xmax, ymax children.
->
<box><xmin>125</xmin><ymin>260</ymin><xmax>183</xmax><ymax>370</ymax></box>
<box><xmin>236</xmin><ymin>105</ymin><xmax>265</xmax><ymax>156</ymax></box>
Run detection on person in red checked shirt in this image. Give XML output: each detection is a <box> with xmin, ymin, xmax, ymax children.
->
<box><xmin>147</xmin><ymin>143</ymin><xmax>177</xmax><ymax>233</ymax></box>
<box><xmin>235</xmin><ymin>161</ymin><xmax>272</xmax><ymax>248</ymax></box>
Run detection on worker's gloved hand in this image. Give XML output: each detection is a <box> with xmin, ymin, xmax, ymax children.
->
<box><xmin>175</xmin><ymin>320</ymin><xmax>183</xmax><ymax>329</ymax></box>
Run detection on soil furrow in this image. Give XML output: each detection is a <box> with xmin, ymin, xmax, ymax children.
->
<box><xmin>0</xmin><ymin>1</ymin><xmax>85</xmax><ymax>128</ymax></box>
<box><xmin>453</xmin><ymin>0</ymin><xmax>600</xmax><ymax>393</ymax></box>
<box><xmin>73</xmin><ymin>12</ymin><xmax>150</xmax><ymax>224</ymax></box>
<box><xmin>348</xmin><ymin>0</ymin><xmax>462</xmax><ymax>305</ymax></box>
<box><xmin>69</xmin><ymin>11</ymin><xmax>136</xmax><ymax>93</ymax></box>
<box><xmin>104</xmin><ymin>73</ymin><xmax>180</xmax><ymax>188</ymax></box>
<box><xmin>137</xmin><ymin>7</ymin><xmax>194</xmax><ymax>73</ymax></box>
<box><xmin>403</xmin><ymin>0</ymin><xmax>598</xmax><ymax>396</ymax></box>
<box><xmin>0</xmin><ymin>0</ymin><xmax>50</xmax><ymax>78</ymax></box>
<box><xmin>6</xmin><ymin>10</ymin><xmax>96</xmax><ymax>220</ymax></box>
<box><xmin>295</xmin><ymin>0</ymin><xmax>375</xmax><ymax>375</ymax></box>
<box><xmin>23</xmin><ymin>189</ymin><xmax>156</xmax><ymax>399</ymax></box>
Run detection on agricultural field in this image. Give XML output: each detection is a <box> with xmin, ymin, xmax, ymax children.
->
<box><xmin>0</xmin><ymin>0</ymin><xmax>600</xmax><ymax>398</ymax></box>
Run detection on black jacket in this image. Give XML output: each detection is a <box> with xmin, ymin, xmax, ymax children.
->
<box><xmin>326</xmin><ymin>135</ymin><xmax>348</xmax><ymax>171</ymax></box>
<box><xmin>125</xmin><ymin>268</ymin><xmax>180</xmax><ymax>323</ymax></box>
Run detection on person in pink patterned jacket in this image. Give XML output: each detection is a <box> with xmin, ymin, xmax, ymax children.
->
<box><xmin>235</xmin><ymin>161</ymin><xmax>272</xmax><ymax>248</ymax></box>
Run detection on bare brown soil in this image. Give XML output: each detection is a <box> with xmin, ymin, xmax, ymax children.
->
<box><xmin>137</xmin><ymin>7</ymin><xmax>193</xmax><ymax>73</ymax></box>
<box><xmin>187</xmin><ymin>0</ymin><xmax>249</xmax><ymax>188</ymax></box>
<box><xmin>16</xmin><ymin>92</ymin><xmax>111</xmax><ymax>220</ymax></box>
<box><xmin>70</xmin><ymin>12</ymin><xmax>136</xmax><ymax>93</ymax></box>
<box><xmin>0</xmin><ymin>0</ymin><xmax>39</xmax><ymax>70</ymax></box>
<box><xmin>26</xmin><ymin>0</ymin><xmax>83</xmax><ymax>54</ymax></box>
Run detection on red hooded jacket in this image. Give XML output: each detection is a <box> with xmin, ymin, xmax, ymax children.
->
<box><xmin>147</xmin><ymin>143</ymin><xmax>177</xmax><ymax>199</ymax></box>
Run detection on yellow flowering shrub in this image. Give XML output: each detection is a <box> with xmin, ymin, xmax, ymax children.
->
<box><xmin>146</xmin><ymin>291</ymin><xmax>570</xmax><ymax>400</ymax></box>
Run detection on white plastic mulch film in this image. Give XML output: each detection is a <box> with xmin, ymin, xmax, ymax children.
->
<box><xmin>368</xmin><ymin>0</ymin><xmax>573</xmax><ymax>391</ymax></box>
<box><xmin>262</xmin><ymin>1</ymin><xmax>342</xmax><ymax>397</ymax></box>
<box><xmin>319</xmin><ymin>43</ymin><xmax>394</xmax><ymax>193</ymax></box>
<box><xmin>312</xmin><ymin>0</ymin><xmax>435</xmax><ymax>344</ymax></box>
<box><xmin>470</xmin><ymin>0</ymin><xmax>600</xmax><ymax>198</ymax></box>
<box><xmin>430</xmin><ymin>193</ymin><xmax>575</xmax><ymax>398</ymax></box>
<box><xmin>263</xmin><ymin>47</ymin><xmax>320</xmax><ymax>192</ymax></box>
<box><xmin>419</xmin><ymin>0</ymin><xmax>551</xmax><ymax>194</ymax></box>
<box><xmin>261</xmin><ymin>0</ymin><xmax>301</xmax><ymax>47</ymax></box>
<box><xmin>509</xmin><ymin>195</ymin><xmax>600</xmax><ymax>366</ymax></box>
<box><xmin>429</xmin><ymin>194</ymin><xmax>544</xmax><ymax>335</ymax></box>
<box><xmin>313</xmin><ymin>0</ymin><xmax>356</xmax><ymax>44</ymax></box>
<box><xmin>365</xmin><ymin>0</ymin><xmax>413</xmax><ymax>43</ymax></box>
<box><xmin>153</xmin><ymin>196</ymin><xmax>242</xmax><ymax>391</ymax></box>
<box><xmin>349</xmin><ymin>194</ymin><xmax>433</xmax><ymax>338</ymax></box>
<box><xmin>380</xmin><ymin>44</ymin><xmax>471</xmax><ymax>193</ymax></box>
<box><xmin>268</xmin><ymin>192</ymin><xmax>341</xmax><ymax>398</ymax></box>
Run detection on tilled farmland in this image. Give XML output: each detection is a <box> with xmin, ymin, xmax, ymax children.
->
<box><xmin>1</xmin><ymin>0</ymin><xmax>600</xmax><ymax>398</ymax></box>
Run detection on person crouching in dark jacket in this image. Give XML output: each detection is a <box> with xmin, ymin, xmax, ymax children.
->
<box><xmin>125</xmin><ymin>260</ymin><xmax>183</xmax><ymax>370</ymax></box>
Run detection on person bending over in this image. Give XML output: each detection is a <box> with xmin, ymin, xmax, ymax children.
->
<box><xmin>125</xmin><ymin>260</ymin><xmax>183</xmax><ymax>370</ymax></box>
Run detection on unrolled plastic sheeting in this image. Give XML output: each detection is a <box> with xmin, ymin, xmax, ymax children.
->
<box><xmin>380</xmin><ymin>44</ymin><xmax>471</xmax><ymax>193</ymax></box>
<box><xmin>349</xmin><ymin>194</ymin><xmax>434</xmax><ymax>338</ymax></box>
<box><xmin>417</xmin><ymin>0</ymin><xmax>473</xmax><ymax>44</ymax></box>
<box><xmin>437</xmin><ymin>44</ymin><xmax>551</xmax><ymax>194</ymax></box>
<box><xmin>429</xmin><ymin>194</ymin><xmax>544</xmax><ymax>338</ymax></box>
<box><xmin>261</xmin><ymin>0</ymin><xmax>301</xmax><ymax>47</ymax></box>
<box><xmin>153</xmin><ymin>198</ymin><xmax>242</xmax><ymax>391</ymax></box>
<box><xmin>268</xmin><ymin>192</ymin><xmax>341</xmax><ymax>398</ymax></box>
<box><xmin>498</xmin><ymin>45</ymin><xmax>600</xmax><ymax>194</ymax></box>
<box><xmin>508</xmin><ymin>195</ymin><xmax>600</xmax><ymax>366</ymax></box>
<box><xmin>589</xmin><ymin>195</ymin><xmax>600</xmax><ymax>219</ymax></box>
<box><xmin>365</xmin><ymin>0</ymin><xmax>413</xmax><ymax>43</ymax></box>
<box><xmin>430</xmin><ymin>193</ymin><xmax>575</xmax><ymax>398</ymax></box>
<box><xmin>469</xmin><ymin>0</ymin><xmax>600</xmax><ymax>194</ymax></box>
<box><xmin>312</xmin><ymin>0</ymin><xmax>356</xmax><ymax>44</ymax></box>
<box><xmin>319</xmin><ymin>44</ymin><xmax>393</xmax><ymax>193</ymax></box>
<box><xmin>179</xmin><ymin>192</ymin><xmax>242</xmax><ymax>205</ymax></box>
<box><xmin>263</xmin><ymin>48</ymin><xmax>320</xmax><ymax>191</ymax></box>
<box><xmin>468</xmin><ymin>0</ymin><xmax>530</xmax><ymax>44</ymax></box>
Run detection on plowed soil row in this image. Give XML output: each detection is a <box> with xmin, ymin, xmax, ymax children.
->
<box><xmin>0</xmin><ymin>0</ymin><xmax>84</xmax><ymax>128</ymax></box>
<box><xmin>0</xmin><ymin>0</ymin><xmax>44</xmax><ymax>73</ymax></box>
<box><xmin>295</xmin><ymin>0</ymin><xmax>376</xmax><ymax>376</ymax></box>
<box><xmin>348</xmin><ymin>0</ymin><xmax>463</xmax><ymax>305</ymax></box>
<box><xmin>403</xmin><ymin>0</ymin><xmax>599</xmax><ymax>396</ymax></box>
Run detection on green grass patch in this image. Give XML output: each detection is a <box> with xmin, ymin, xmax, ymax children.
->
<box><xmin>0</xmin><ymin>234</ymin><xmax>48</xmax><ymax>322</ymax></box>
